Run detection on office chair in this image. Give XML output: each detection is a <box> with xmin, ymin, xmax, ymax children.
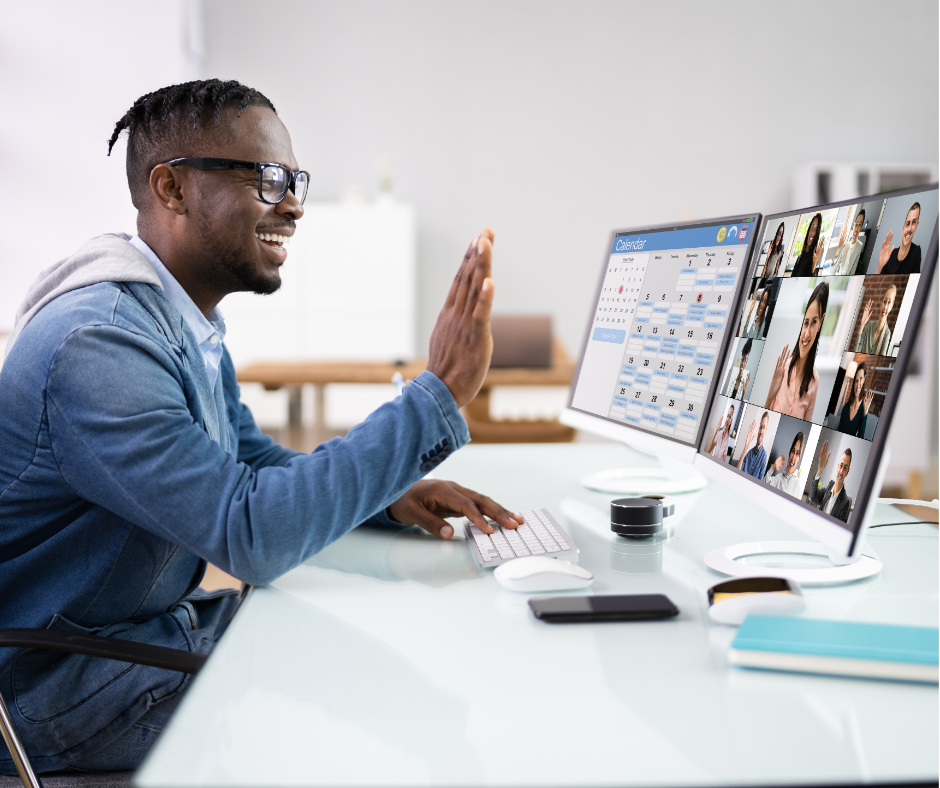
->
<box><xmin>0</xmin><ymin>629</ymin><xmax>207</xmax><ymax>788</ymax></box>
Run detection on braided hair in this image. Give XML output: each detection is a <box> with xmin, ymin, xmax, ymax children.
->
<box><xmin>107</xmin><ymin>79</ymin><xmax>276</xmax><ymax>209</ymax></box>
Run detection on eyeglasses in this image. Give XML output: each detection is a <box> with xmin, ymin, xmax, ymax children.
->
<box><xmin>162</xmin><ymin>158</ymin><xmax>309</xmax><ymax>205</ymax></box>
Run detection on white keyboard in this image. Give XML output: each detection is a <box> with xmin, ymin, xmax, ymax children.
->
<box><xmin>464</xmin><ymin>508</ymin><xmax>579</xmax><ymax>568</ymax></box>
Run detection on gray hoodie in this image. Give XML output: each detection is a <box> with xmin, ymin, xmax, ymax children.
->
<box><xmin>5</xmin><ymin>233</ymin><xmax>162</xmax><ymax>358</ymax></box>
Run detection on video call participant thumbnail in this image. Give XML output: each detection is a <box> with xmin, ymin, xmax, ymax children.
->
<box><xmin>853</xmin><ymin>282</ymin><xmax>897</xmax><ymax>356</ymax></box>
<box><xmin>741</xmin><ymin>287</ymin><xmax>771</xmax><ymax>339</ymax></box>
<box><xmin>803</xmin><ymin>428</ymin><xmax>872</xmax><ymax>524</ymax></box>
<box><xmin>876</xmin><ymin>202</ymin><xmax>922</xmax><ymax>275</ymax></box>
<box><xmin>830</xmin><ymin>208</ymin><xmax>866</xmax><ymax>276</ymax></box>
<box><xmin>835</xmin><ymin>360</ymin><xmax>874</xmax><ymax>438</ymax></box>
<box><xmin>706</xmin><ymin>398</ymin><xmax>737</xmax><ymax>462</ymax></box>
<box><xmin>722</xmin><ymin>338</ymin><xmax>761</xmax><ymax>400</ymax></box>
<box><xmin>789</xmin><ymin>212</ymin><xmax>823</xmax><ymax>278</ymax></box>
<box><xmin>808</xmin><ymin>442</ymin><xmax>854</xmax><ymax>522</ymax></box>
<box><xmin>764</xmin><ymin>280</ymin><xmax>828</xmax><ymax>420</ymax></box>
<box><xmin>760</xmin><ymin>221</ymin><xmax>788</xmax><ymax>278</ymax></box>
<box><xmin>763</xmin><ymin>429</ymin><xmax>806</xmax><ymax>498</ymax></box>
<box><xmin>735</xmin><ymin>407</ymin><xmax>778</xmax><ymax>480</ymax></box>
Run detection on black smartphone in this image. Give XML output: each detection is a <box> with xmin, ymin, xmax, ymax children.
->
<box><xmin>529</xmin><ymin>594</ymin><xmax>679</xmax><ymax>623</ymax></box>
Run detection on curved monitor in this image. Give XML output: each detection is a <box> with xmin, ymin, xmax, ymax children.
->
<box><xmin>693</xmin><ymin>183</ymin><xmax>938</xmax><ymax>563</ymax></box>
<box><xmin>563</xmin><ymin>214</ymin><xmax>762</xmax><ymax>462</ymax></box>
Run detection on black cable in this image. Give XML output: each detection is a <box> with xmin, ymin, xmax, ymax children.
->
<box><xmin>868</xmin><ymin>520</ymin><xmax>939</xmax><ymax>529</ymax></box>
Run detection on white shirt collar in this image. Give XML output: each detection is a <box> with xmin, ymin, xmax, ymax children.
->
<box><xmin>128</xmin><ymin>235</ymin><xmax>226</xmax><ymax>344</ymax></box>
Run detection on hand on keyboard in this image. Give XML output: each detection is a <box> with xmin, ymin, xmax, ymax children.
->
<box><xmin>388</xmin><ymin>479</ymin><xmax>524</xmax><ymax>540</ymax></box>
<box><xmin>466</xmin><ymin>508</ymin><xmax>577</xmax><ymax>566</ymax></box>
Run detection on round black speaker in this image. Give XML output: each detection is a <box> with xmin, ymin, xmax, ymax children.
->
<box><xmin>610</xmin><ymin>497</ymin><xmax>663</xmax><ymax>538</ymax></box>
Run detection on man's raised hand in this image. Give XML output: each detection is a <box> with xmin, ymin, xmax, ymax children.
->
<box><xmin>877</xmin><ymin>230</ymin><xmax>895</xmax><ymax>274</ymax></box>
<box><xmin>427</xmin><ymin>229</ymin><xmax>496</xmax><ymax>408</ymax></box>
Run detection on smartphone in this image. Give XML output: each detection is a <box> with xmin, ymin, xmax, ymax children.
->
<box><xmin>528</xmin><ymin>594</ymin><xmax>679</xmax><ymax>623</ymax></box>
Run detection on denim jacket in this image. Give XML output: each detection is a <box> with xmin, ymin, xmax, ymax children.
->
<box><xmin>0</xmin><ymin>235</ymin><xmax>468</xmax><ymax>768</ymax></box>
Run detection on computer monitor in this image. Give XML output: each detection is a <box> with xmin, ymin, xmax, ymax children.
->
<box><xmin>562</xmin><ymin>214</ymin><xmax>762</xmax><ymax>492</ymax></box>
<box><xmin>693</xmin><ymin>184</ymin><xmax>938</xmax><ymax>583</ymax></box>
<box><xmin>562</xmin><ymin>185</ymin><xmax>938</xmax><ymax>584</ymax></box>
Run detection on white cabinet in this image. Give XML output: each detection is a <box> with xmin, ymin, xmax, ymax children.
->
<box><xmin>221</xmin><ymin>202</ymin><xmax>416</xmax><ymax>368</ymax></box>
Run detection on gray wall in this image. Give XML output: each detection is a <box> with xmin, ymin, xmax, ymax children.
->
<box><xmin>202</xmin><ymin>0</ymin><xmax>939</xmax><ymax>356</ymax></box>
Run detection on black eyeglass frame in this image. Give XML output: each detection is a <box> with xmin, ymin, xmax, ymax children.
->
<box><xmin>162</xmin><ymin>157</ymin><xmax>310</xmax><ymax>205</ymax></box>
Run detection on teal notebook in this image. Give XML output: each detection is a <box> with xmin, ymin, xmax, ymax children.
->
<box><xmin>729</xmin><ymin>615</ymin><xmax>939</xmax><ymax>683</ymax></box>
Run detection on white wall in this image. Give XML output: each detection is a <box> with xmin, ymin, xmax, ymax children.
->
<box><xmin>199</xmin><ymin>0</ymin><xmax>938</xmax><ymax>357</ymax></box>
<box><xmin>0</xmin><ymin>0</ymin><xmax>203</xmax><ymax>332</ymax></box>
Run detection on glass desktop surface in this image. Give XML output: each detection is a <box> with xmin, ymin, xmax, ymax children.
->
<box><xmin>136</xmin><ymin>444</ymin><xmax>939</xmax><ymax>788</ymax></box>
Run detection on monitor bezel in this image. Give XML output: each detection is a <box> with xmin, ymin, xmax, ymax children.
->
<box><xmin>565</xmin><ymin>213</ymin><xmax>763</xmax><ymax>454</ymax></box>
<box><xmin>694</xmin><ymin>183</ymin><xmax>938</xmax><ymax>559</ymax></box>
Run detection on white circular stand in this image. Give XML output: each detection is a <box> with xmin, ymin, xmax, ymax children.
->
<box><xmin>580</xmin><ymin>466</ymin><xmax>708</xmax><ymax>495</ymax></box>
<box><xmin>704</xmin><ymin>541</ymin><xmax>883</xmax><ymax>587</ymax></box>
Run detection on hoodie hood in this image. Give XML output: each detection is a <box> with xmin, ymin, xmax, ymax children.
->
<box><xmin>5</xmin><ymin>233</ymin><xmax>162</xmax><ymax>358</ymax></box>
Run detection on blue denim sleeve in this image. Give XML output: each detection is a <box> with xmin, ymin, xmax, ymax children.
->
<box><xmin>218</xmin><ymin>351</ymin><xmax>301</xmax><ymax>471</ymax></box>
<box><xmin>44</xmin><ymin>325</ymin><xmax>469</xmax><ymax>585</ymax></box>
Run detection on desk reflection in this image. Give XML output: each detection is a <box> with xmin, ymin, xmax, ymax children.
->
<box><xmin>304</xmin><ymin>523</ymin><xmax>481</xmax><ymax>587</ymax></box>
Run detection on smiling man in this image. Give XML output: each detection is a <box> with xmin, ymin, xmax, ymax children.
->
<box><xmin>0</xmin><ymin>80</ymin><xmax>521</xmax><ymax>774</ymax></box>
<box><xmin>809</xmin><ymin>441</ymin><xmax>853</xmax><ymax>522</ymax></box>
<box><xmin>876</xmin><ymin>202</ymin><xmax>921</xmax><ymax>275</ymax></box>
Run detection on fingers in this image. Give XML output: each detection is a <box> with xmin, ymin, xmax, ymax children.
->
<box><xmin>452</xmin><ymin>228</ymin><xmax>494</xmax><ymax>315</ymax></box>
<box><xmin>463</xmin><ymin>233</ymin><xmax>494</xmax><ymax>320</ymax></box>
<box><xmin>450</xmin><ymin>483</ymin><xmax>522</xmax><ymax>529</ymax></box>
<box><xmin>445</xmin><ymin>237</ymin><xmax>480</xmax><ymax>309</ymax></box>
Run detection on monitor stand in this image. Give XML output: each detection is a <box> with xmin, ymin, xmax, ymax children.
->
<box><xmin>580</xmin><ymin>452</ymin><xmax>708</xmax><ymax>495</ymax></box>
<box><xmin>703</xmin><ymin>449</ymin><xmax>892</xmax><ymax>587</ymax></box>
<box><xmin>703</xmin><ymin>541</ymin><xmax>883</xmax><ymax>587</ymax></box>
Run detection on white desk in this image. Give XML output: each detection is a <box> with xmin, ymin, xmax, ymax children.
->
<box><xmin>136</xmin><ymin>444</ymin><xmax>938</xmax><ymax>787</ymax></box>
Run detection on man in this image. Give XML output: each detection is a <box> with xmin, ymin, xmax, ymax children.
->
<box><xmin>854</xmin><ymin>284</ymin><xmax>896</xmax><ymax>356</ymax></box>
<box><xmin>735</xmin><ymin>411</ymin><xmax>770</xmax><ymax>480</ymax></box>
<box><xmin>809</xmin><ymin>441</ymin><xmax>854</xmax><ymax>523</ymax></box>
<box><xmin>876</xmin><ymin>202</ymin><xmax>921</xmax><ymax>275</ymax></box>
<box><xmin>763</xmin><ymin>431</ymin><xmax>804</xmax><ymax>498</ymax></box>
<box><xmin>0</xmin><ymin>80</ymin><xmax>522</xmax><ymax>774</ymax></box>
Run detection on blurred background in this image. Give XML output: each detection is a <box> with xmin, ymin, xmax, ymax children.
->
<box><xmin>1</xmin><ymin>0</ymin><xmax>937</xmax><ymax>498</ymax></box>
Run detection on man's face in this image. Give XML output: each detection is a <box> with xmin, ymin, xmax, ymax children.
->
<box><xmin>901</xmin><ymin>208</ymin><xmax>920</xmax><ymax>248</ymax></box>
<box><xmin>835</xmin><ymin>452</ymin><xmax>851</xmax><ymax>484</ymax></box>
<box><xmin>757</xmin><ymin>415</ymin><xmax>768</xmax><ymax>445</ymax></box>
<box><xmin>183</xmin><ymin>107</ymin><xmax>303</xmax><ymax>296</ymax></box>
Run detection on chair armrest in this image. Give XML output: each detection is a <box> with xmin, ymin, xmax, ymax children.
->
<box><xmin>0</xmin><ymin>629</ymin><xmax>206</xmax><ymax>674</ymax></box>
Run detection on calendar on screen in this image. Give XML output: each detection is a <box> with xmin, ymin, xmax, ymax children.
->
<box><xmin>571</xmin><ymin>217</ymin><xmax>759</xmax><ymax>447</ymax></box>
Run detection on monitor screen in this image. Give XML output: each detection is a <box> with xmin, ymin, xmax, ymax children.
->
<box><xmin>698</xmin><ymin>185</ymin><xmax>938</xmax><ymax>536</ymax></box>
<box><xmin>569</xmin><ymin>216</ymin><xmax>760</xmax><ymax>448</ymax></box>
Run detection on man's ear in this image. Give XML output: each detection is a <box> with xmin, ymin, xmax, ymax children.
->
<box><xmin>150</xmin><ymin>164</ymin><xmax>186</xmax><ymax>215</ymax></box>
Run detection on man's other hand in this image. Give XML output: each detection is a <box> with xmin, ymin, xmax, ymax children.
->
<box><xmin>388</xmin><ymin>479</ymin><xmax>524</xmax><ymax>539</ymax></box>
<box><xmin>427</xmin><ymin>229</ymin><xmax>496</xmax><ymax>408</ymax></box>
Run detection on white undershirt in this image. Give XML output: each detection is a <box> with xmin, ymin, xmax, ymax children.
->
<box><xmin>129</xmin><ymin>235</ymin><xmax>227</xmax><ymax>391</ymax></box>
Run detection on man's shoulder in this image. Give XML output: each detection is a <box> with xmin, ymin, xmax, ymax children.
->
<box><xmin>8</xmin><ymin>283</ymin><xmax>175</xmax><ymax>373</ymax></box>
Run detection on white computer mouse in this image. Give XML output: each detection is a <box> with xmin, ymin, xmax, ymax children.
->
<box><xmin>707</xmin><ymin>585</ymin><xmax>807</xmax><ymax>625</ymax></box>
<box><xmin>494</xmin><ymin>556</ymin><xmax>594</xmax><ymax>592</ymax></box>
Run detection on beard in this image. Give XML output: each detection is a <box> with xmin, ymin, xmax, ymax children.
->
<box><xmin>197</xmin><ymin>214</ymin><xmax>283</xmax><ymax>296</ymax></box>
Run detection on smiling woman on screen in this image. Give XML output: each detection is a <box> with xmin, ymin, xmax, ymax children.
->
<box><xmin>764</xmin><ymin>281</ymin><xmax>829</xmax><ymax>420</ymax></box>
